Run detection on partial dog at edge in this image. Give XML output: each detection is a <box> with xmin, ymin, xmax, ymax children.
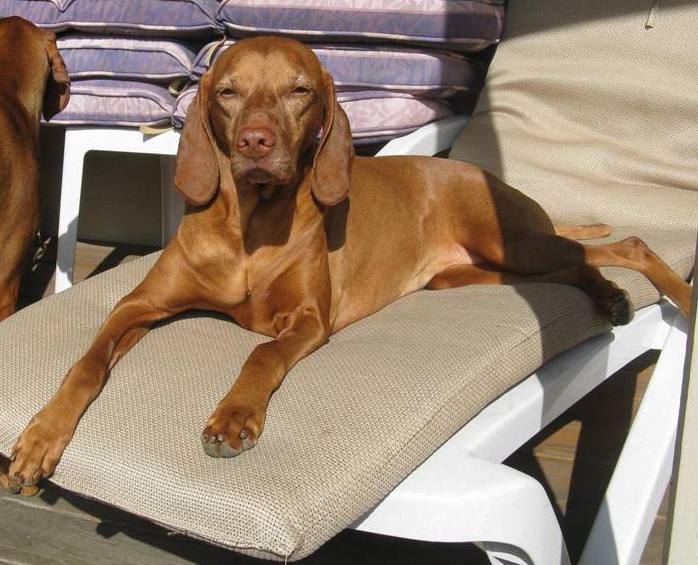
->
<box><xmin>0</xmin><ymin>16</ymin><xmax>70</xmax><ymax>321</ymax></box>
<box><xmin>2</xmin><ymin>36</ymin><xmax>691</xmax><ymax>495</ymax></box>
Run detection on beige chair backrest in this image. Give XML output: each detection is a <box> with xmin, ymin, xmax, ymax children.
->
<box><xmin>450</xmin><ymin>0</ymin><xmax>698</xmax><ymax>232</ymax></box>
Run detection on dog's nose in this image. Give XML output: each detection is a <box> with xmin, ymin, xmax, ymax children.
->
<box><xmin>236</xmin><ymin>127</ymin><xmax>276</xmax><ymax>159</ymax></box>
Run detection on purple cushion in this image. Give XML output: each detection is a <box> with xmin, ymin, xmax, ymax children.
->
<box><xmin>49</xmin><ymin>80</ymin><xmax>174</xmax><ymax>127</ymax></box>
<box><xmin>58</xmin><ymin>34</ymin><xmax>201</xmax><ymax>82</ymax></box>
<box><xmin>0</xmin><ymin>0</ymin><xmax>221</xmax><ymax>36</ymax></box>
<box><xmin>216</xmin><ymin>0</ymin><xmax>505</xmax><ymax>52</ymax></box>
<box><xmin>193</xmin><ymin>40</ymin><xmax>485</xmax><ymax>97</ymax></box>
<box><xmin>172</xmin><ymin>85</ymin><xmax>451</xmax><ymax>143</ymax></box>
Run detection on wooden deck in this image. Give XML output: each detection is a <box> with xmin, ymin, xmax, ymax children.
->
<box><xmin>2</xmin><ymin>240</ymin><xmax>667</xmax><ymax>564</ymax></box>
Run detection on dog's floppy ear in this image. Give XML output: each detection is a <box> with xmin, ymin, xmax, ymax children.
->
<box><xmin>42</xmin><ymin>31</ymin><xmax>70</xmax><ymax>120</ymax></box>
<box><xmin>312</xmin><ymin>69</ymin><xmax>353</xmax><ymax>207</ymax></box>
<box><xmin>174</xmin><ymin>72</ymin><xmax>220</xmax><ymax>207</ymax></box>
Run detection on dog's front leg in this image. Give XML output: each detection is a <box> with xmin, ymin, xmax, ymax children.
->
<box><xmin>202</xmin><ymin>301</ymin><xmax>329</xmax><ymax>457</ymax></box>
<box><xmin>5</xmin><ymin>256</ymin><xmax>190</xmax><ymax>493</ymax></box>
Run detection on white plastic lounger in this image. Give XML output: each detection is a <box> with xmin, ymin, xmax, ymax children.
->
<box><xmin>55</xmin><ymin>127</ymin><xmax>183</xmax><ymax>293</ymax></box>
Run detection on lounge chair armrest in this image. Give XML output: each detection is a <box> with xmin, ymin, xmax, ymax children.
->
<box><xmin>376</xmin><ymin>115</ymin><xmax>470</xmax><ymax>157</ymax></box>
<box><xmin>354</xmin><ymin>455</ymin><xmax>568</xmax><ymax>565</ymax></box>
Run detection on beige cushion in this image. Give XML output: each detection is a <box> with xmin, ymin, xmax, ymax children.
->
<box><xmin>450</xmin><ymin>0</ymin><xmax>698</xmax><ymax>231</ymax></box>
<box><xmin>0</xmin><ymin>226</ymin><xmax>694</xmax><ymax>561</ymax></box>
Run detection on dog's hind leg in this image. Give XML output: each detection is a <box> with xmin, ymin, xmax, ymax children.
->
<box><xmin>503</xmin><ymin>232</ymin><xmax>692</xmax><ymax>318</ymax></box>
<box><xmin>427</xmin><ymin>261</ymin><xmax>632</xmax><ymax>325</ymax></box>
<box><xmin>583</xmin><ymin>236</ymin><xmax>691</xmax><ymax>317</ymax></box>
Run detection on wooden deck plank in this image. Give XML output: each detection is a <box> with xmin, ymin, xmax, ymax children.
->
<box><xmin>0</xmin><ymin>482</ymin><xmax>487</xmax><ymax>565</ymax></box>
<box><xmin>0</xmin><ymin>486</ymin><xmax>253</xmax><ymax>565</ymax></box>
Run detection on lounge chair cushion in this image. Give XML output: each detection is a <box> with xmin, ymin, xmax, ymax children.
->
<box><xmin>172</xmin><ymin>86</ymin><xmax>452</xmax><ymax>143</ymax></box>
<box><xmin>192</xmin><ymin>40</ymin><xmax>486</xmax><ymax>97</ymax></box>
<box><xmin>57</xmin><ymin>34</ymin><xmax>201</xmax><ymax>83</ymax></box>
<box><xmin>48</xmin><ymin>80</ymin><xmax>174</xmax><ymax>127</ymax></box>
<box><xmin>0</xmin><ymin>0</ymin><xmax>221</xmax><ymax>36</ymax></box>
<box><xmin>215</xmin><ymin>0</ymin><xmax>505</xmax><ymax>52</ymax></box>
<box><xmin>450</xmin><ymin>0</ymin><xmax>698</xmax><ymax>231</ymax></box>
<box><xmin>0</xmin><ymin>226</ymin><xmax>693</xmax><ymax>561</ymax></box>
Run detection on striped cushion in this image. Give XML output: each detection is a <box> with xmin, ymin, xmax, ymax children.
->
<box><xmin>0</xmin><ymin>0</ymin><xmax>221</xmax><ymax>36</ymax></box>
<box><xmin>172</xmin><ymin>85</ymin><xmax>452</xmax><ymax>143</ymax></box>
<box><xmin>58</xmin><ymin>34</ymin><xmax>201</xmax><ymax>83</ymax></box>
<box><xmin>48</xmin><ymin>80</ymin><xmax>174</xmax><ymax>127</ymax></box>
<box><xmin>193</xmin><ymin>40</ymin><xmax>486</xmax><ymax>97</ymax></box>
<box><xmin>216</xmin><ymin>0</ymin><xmax>505</xmax><ymax>52</ymax></box>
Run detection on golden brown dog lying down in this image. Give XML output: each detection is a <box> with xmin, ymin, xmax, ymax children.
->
<box><xmin>3</xmin><ymin>36</ymin><xmax>690</xmax><ymax>494</ymax></box>
<box><xmin>0</xmin><ymin>16</ymin><xmax>70</xmax><ymax>321</ymax></box>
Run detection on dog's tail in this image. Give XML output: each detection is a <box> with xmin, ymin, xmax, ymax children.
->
<box><xmin>554</xmin><ymin>223</ymin><xmax>613</xmax><ymax>240</ymax></box>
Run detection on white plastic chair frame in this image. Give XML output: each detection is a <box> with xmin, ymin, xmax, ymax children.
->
<box><xmin>54</xmin><ymin>116</ymin><xmax>689</xmax><ymax>564</ymax></box>
<box><xmin>55</xmin><ymin>127</ymin><xmax>183</xmax><ymax>293</ymax></box>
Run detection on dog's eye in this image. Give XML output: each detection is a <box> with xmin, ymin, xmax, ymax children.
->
<box><xmin>218</xmin><ymin>88</ymin><xmax>237</xmax><ymax>98</ymax></box>
<box><xmin>291</xmin><ymin>86</ymin><xmax>311</xmax><ymax>95</ymax></box>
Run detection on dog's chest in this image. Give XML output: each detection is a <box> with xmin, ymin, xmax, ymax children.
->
<box><xmin>224</xmin><ymin>252</ymin><xmax>295</xmax><ymax>336</ymax></box>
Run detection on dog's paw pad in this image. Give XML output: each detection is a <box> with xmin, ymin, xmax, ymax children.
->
<box><xmin>201</xmin><ymin>421</ymin><xmax>258</xmax><ymax>458</ymax></box>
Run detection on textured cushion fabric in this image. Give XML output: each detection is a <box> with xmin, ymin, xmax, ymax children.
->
<box><xmin>0</xmin><ymin>226</ymin><xmax>693</xmax><ymax>561</ymax></box>
<box><xmin>193</xmin><ymin>40</ymin><xmax>485</xmax><ymax>97</ymax></box>
<box><xmin>0</xmin><ymin>0</ymin><xmax>221</xmax><ymax>36</ymax></box>
<box><xmin>450</xmin><ymin>0</ymin><xmax>698</xmax><ymax>232</ymax></box>
<box><xmin>335</xmin><ymin>91</ymin><xmax>451</xmax><ymax>143</ymax></box>
<box><xmin>57</xmin><ymin>34</ymin><xmax>201</xmax><ymax>82</ymax></box>
<box><xmin>49</xmin><ymin>79</ymin><xmax>174</xmax><ymax>127</ymax></box>
<box><xmin>172</xmin><ymin>85</ymin><xmax>452</xmax><ymax>143</ymax></box>
<box><xmin>216</xmin><ymin>0</ymin><xmax>505</xmax><ymax>52</ymax></box>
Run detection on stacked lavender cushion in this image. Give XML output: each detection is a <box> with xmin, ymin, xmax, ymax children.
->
<box><xmin>215</xmin><ymin>0</ymin><xmax>505</xmax><ymax>51</ymax></box>
<box><xmin>176</xmin><ymin>38</ymin><xmax>490</xmax><ymax>142</ymax></box>
<box><xmin>0</xmin><ymin>0</ymin><xmax>504</xmax><ymax>140</ymax></box>
<box><xmin>53</xmin><ymin>35</ymin><xmax>201</xmax><ymax>127</ymax></box>
<box><xmin>0</xmin><ymin>0</ymin><xmax>221</xmax><ymax>35</ymax></box>
<box><xmin>0</xmin><ymin>0</ymin><xmax>219</xmax><ymax>127</ymax></box>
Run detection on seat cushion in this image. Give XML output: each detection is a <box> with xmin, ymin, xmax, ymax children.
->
<box><xmin>193</xmin><ymin>40</ymin><xmax>486</xmax><ymax>97</ymax></box>
<box><xmin>0</xmin><ymin>0</ymin><xmax>221</xmax><ymax>36</ymax></box>
<box><xmin>450</xmin><ymin>0</ymin><xmax>698</xmax><ymax>232</ymax></box>
<box><xmin>172</xmin><ymin>85</ymin><xmax>452</xmax><ymax>143</ymax></box>
<box><xmin>0</xmin><ymin>225</ymin><xmax>693</xmax><ymax>561</ymax></box>
<box><xmin>216</xmin><ymin>0</ymin><xmax>505</xmax><ymax>52</ymax></box>
<box><xmin>48</xmin><ymin>79</ymin><xmax>174</xmax><ymax>127</ymax></box>
<box><xmin>57</xmin><ymin>34</ymin><xmax>201</xmax><ymax>83</ymax></box>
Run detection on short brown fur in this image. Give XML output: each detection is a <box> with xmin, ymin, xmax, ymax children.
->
<box><xmin>0</xmin><ymin>16</ymin><xmax>70</xmax><ymax>322</ymax></box>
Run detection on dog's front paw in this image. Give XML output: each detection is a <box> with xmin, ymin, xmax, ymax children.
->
<box><xmin>201</xmin><ymin>404</ymin><xmax>264</xmax><ymax>458</ymax></box>
<box><xmin>0</xmin><ymin>453</ymin><xmax>21</xmax><ymax>494</ymax></box>
<box><xmin>7</xmin><ymin>410</ymin><xmax>74</xmax><ymax>493</ymax></box>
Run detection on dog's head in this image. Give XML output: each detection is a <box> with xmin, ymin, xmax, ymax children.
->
<box><xmin>174</xmin><ymin>36</ymin><xmax>353</xmax><ymax>208</ymax></box>
<box><xmin>0</xmin><ymin>17</ymin><xmax>70</xmax><ymax>120</ymax></box>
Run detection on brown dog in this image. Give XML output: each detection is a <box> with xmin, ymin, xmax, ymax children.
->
<box><xmin>3</xmin><ymin>36</ymin><xmax>690</xmax><ymax>493</ymax></box>
<box><xmin>0</xmin><ymin>16</ymin><xmax>70</xmax><ymax>321</ymax></box>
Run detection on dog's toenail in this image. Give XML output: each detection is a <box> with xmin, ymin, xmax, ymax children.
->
<box><xmin>240</xmin><ymin>429</ymin><xmax>249</xmax><ymax>440</ymax></box>
<box><xmin>216</xmin><ymin>434</ymin><xmax>224</xmax><ymax>442</ymax></box>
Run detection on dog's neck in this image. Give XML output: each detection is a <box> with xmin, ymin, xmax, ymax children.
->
<box><xmin>0</xmin><ymin>45</ymin><xmax>47</xmax><ymax>130</ymax></box>
<box><xmin>212</xmin><ymin>152</ymin><xmax>323</xmax><ymax>255</ymax></box>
